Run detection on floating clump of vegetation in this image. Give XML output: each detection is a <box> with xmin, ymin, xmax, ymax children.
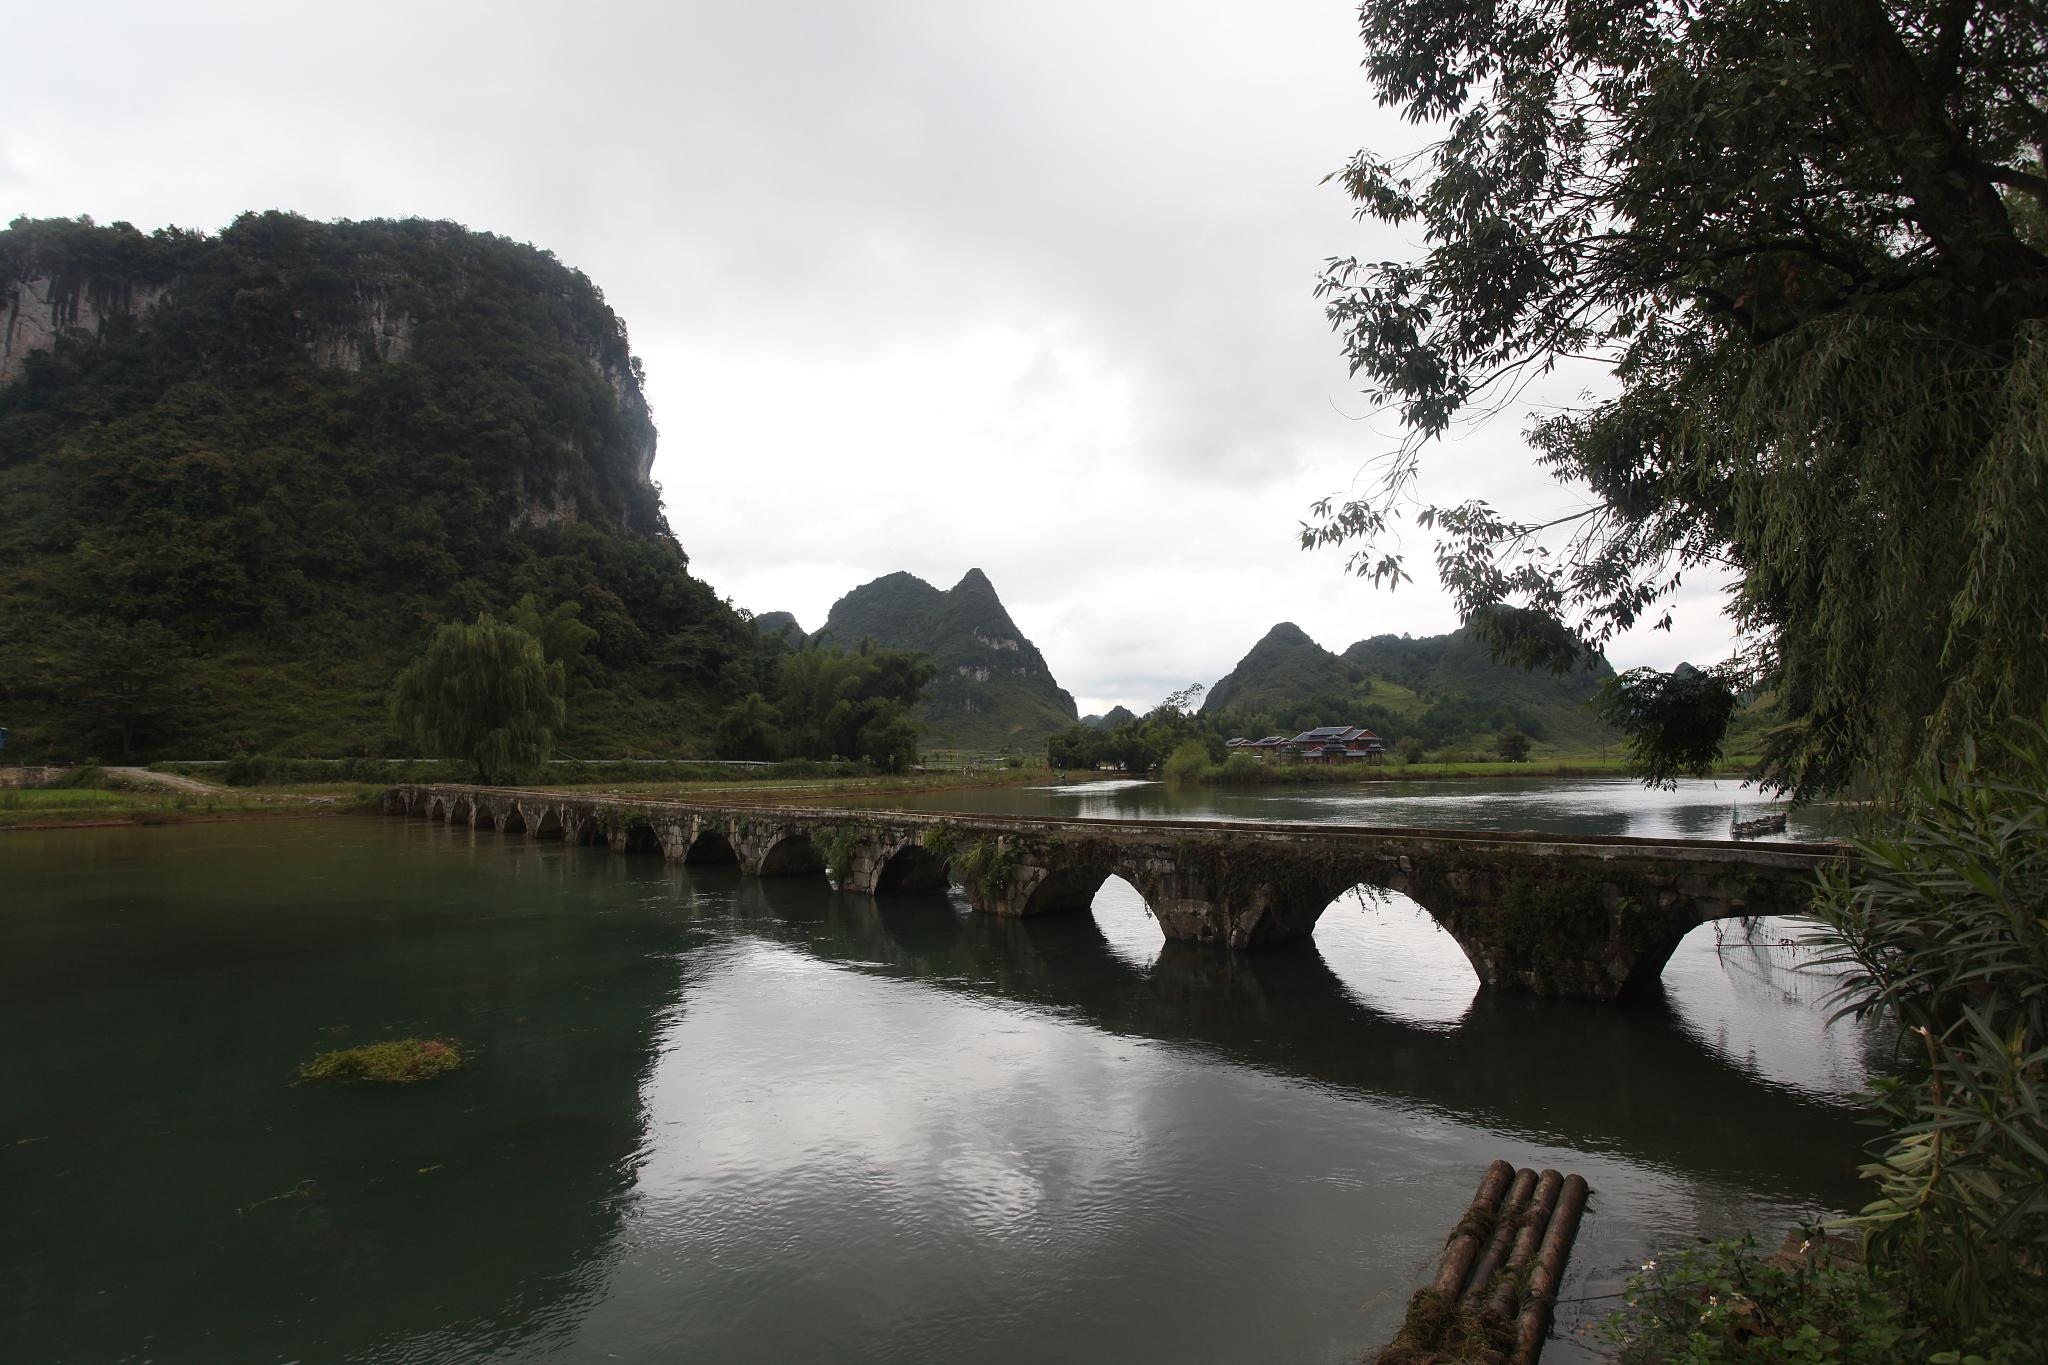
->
<box><xmin>296</xmin><ymin>1037</ymin><xmax>466</xmax><ymax>1085</ymax></box>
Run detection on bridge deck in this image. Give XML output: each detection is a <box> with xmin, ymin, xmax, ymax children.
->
<box><xmin>387</xmin><ymin>784</ymin><xmax>1843</xmax><ymax>999</ymax></box>
<box><xmin>412</xmin><ymin>783</ymin><xmax>1842</xmax><ymax>868</ymax></box>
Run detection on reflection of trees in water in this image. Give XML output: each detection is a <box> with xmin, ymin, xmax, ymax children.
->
<box><xmin>7</xmin><ymin>829</ymin><xmax>690</xmax><ymax>1364</ymax></box>
<box><xmin>697</xmin><ymin>868</ymin><xmax>1865</xmax><ymax>1203</ymax></box>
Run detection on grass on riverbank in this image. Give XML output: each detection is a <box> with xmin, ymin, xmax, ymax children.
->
<box><xmin>0</xmin><ymin>784</ymin><xmax>378</xmax><ymax>830</ymax></box>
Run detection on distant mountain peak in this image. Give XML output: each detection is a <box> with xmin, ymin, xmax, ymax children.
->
<box><xmin>817</xmin><ymin>568</ymin><xmax>1076</xmax><ymax>748</ymax></box>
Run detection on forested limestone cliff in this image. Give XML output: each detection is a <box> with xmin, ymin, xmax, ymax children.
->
<box><xmin>0</xmin><ymin>213</ymin><xmax>756</xmax><ymax>759</ymax></box>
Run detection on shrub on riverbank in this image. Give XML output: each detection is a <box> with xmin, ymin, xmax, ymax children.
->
<box><xmin>1603</xmin><ymin>1236</ymin><xmax>2036</xmax><ymax>1364</ymax></box>
<box><xmin>297</xmin><ymin>1038</ymin><xmax>466</xmax><ymax>1085</ymax></box>
<box><xmin>1807</xmin><ymin>715</ymin><xmax>2048</xmax><ymax>1326</ymax></box>
<box><xmin>1609</xmin><ymin>715</ymin><xmax>2048</xmax><ymax>1359</ymax></box>
<box><xmin>45</xmin><ymin>762</ymin><xmax>110</xmax><ymax>789</ymax></box>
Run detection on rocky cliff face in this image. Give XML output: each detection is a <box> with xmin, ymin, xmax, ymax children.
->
<box><xmin>816</xmin><ymin>568</ymin><xmax>1078</xmax><ymax>748</ymax></box>
<box><xmin>1</xmin><ymin>272</ymin><xmax>170</xmax><ymax>383</ymax></box>
<box><xmin>0</xmin><ymin>214</ymin><xmax>661</xmax><ymax>533</ymax></box>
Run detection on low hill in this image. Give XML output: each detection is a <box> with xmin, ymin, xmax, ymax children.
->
<box><xmin>1342</xmin><ymin>626</ymin><xmax>1616</xmax><ymax>749</ymax></box>
<box><xmin>0</xmin><ymin>212</ymin><xmax>755</xmax><ymax>760</ymax></box>
<box><xmin>1081</xmin><ymin>705</ymin><xmax>1138</xmax><ymax>731</ymax></box>
<box><xmin>1202</xmin><ymin>620</ymin><xmax>1617</xmax><ymax>751</ymax></box>
<box><xmin>1201</xmin><ymin>622</ymin><xmax>1426</xmax><ymax>738</ymax></box>
<box><xmin>815</xmin><ymin>568</ymin><xmax>1077</xmax><ymax>749</ymax></box>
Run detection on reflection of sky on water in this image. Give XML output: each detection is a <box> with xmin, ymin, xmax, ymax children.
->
<box><xmin>1311</xmin><ymin>891</ymin><xmax>1478</xmax><ymax>1030</ymax></box>
<box><xmin>1087</xmin><ymin>876</ymin><xmax>1164</xmax><ymax>970</ymax></box>
<box><xmin>559</xmin><ymin>924</ymin><xmax>1845</xmax><ymax>1365</ymax></box>
<box><xmin>896</xmin><ymin>776</ymin><xmax>1839</xmax><ymax>843</ymax></box>
<box><xmin>1660</xmin><ymin>917</ymin><xmax>1888</xmax><ymax>1100</ymax></box>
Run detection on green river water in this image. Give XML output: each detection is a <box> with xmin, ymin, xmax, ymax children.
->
<box><xmin>3</xmin><ymin>781</ymin><xmax>1876</xmax><ymax>1363</ymax></box>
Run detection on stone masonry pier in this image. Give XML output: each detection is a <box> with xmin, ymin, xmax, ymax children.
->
<box><xmin>384</xmin><ymin>784</ymin><xmax>1845</xmax><ymax>1001</ymax></box>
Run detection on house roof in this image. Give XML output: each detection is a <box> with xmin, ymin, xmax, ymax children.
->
<box><xmin>1290</xmin><ymin>725</ymin><xmax>1384</xmax><ymax>745</ymax></box>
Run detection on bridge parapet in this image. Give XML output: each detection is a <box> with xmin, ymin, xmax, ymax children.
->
<box><xmin>384</xmin><ymin>784</ymin><xmax>1843</xmax><ymax>1001</ymax></box>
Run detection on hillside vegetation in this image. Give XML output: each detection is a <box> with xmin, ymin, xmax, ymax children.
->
<box><xmin>1202</xmin><ymin>621</ymin><xmax>1615</xmax><ymax>751</ymax></box>
<box><xmin>0</xmin><ymin>213</ymin><xmax>758</xmax><ymax>761</ymax></box>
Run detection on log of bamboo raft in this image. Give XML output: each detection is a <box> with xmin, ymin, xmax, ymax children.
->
<box><xmin>1370</xmin><ymin>1161</ymin><xmax>1593</xmax><ymax>1365</ymax></box>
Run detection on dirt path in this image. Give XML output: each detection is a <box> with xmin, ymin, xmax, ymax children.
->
<box><xmin>107</xmin><ymin>767</ymin><xmax>231</xmax><ymax>795</ymax></box>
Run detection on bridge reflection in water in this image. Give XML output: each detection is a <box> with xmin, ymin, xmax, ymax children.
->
<box><xmin>605</xmin><ymin>853</ymin><xmax>1869</xmax><ymax>1204</ymax></box>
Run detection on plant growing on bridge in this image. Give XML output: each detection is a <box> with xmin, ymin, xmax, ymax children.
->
<box><xmin>954</xmin><ymin>836</ymin><xmax>1019</xmax><ymax>903</ymax></box>
<box><xmin>391</xmin><ymin>613</ymin><xmax>566</xmax><ymax>784</ymax></box>
<box><xmin>920</xmin><ymin>822</ymin><xmax>958</xmax><ymax>860</ymax></box>
<box><xmin>818</xmin><ymin>823</ymin><xmax>862</xmax><ymax>885</ymax></box>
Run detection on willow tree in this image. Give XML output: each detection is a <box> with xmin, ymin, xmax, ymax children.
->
<box><xmin>1309</xmin><ymin>0</ymin><xmax>2048</xmax><ymax>797</ymax></box>
<box><xmin>391</xmin><ymin>614</ymin><xmax>567</xmax><ymax>783</ymax></box>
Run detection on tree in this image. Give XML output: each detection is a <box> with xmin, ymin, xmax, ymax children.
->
<box><xmin>1046</xmin><ymin>724</ymin><xmax>1104</xmax><ymax>770</ymax></box>
<box><xmin>1308</xmin><ymin>0</ymin><xmax>2048</xmax><ymax>798</ymax></box>
<box><xmin>775</xmin><ymin>642</ymin><xmax>934</xmax><ymax>768</ymax></box>
<box><xmin>1495</xmin><ymin>726</ymin><xmax>1532</xmax><ymax>763</ymax></box>
<box><xmin>504</xmin><ymin>593</ymin><xmax>600</xmax><ymax>679</ymax></box>
<box><xmin>57</xmin><ymin>619</ymin><xmax>188</xmax><ymax>760</ymax></box>
<box><xmin>391</xmin><ymin>614</ymin><xmax>566</xmax><ymax>782</ymax></box>
<box><xmin>714</xmin><ymin>692</ymin><xmax>782</xmax><ymax>761</ymax></box>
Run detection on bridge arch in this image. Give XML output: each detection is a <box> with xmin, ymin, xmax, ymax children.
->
<box><xmin>757</xmin><ymin>833</ymin><xmax>825</xmax><ymax>877</ymax></box>
<box><xmin>501</xmin><ymin>807</ymin><xmax>528</xmax><ymax>836</ymax></box>
<box><xmin>1020</xmin><ymin>864</ymin><xmax>1113</xmax><ymax>916</ymax></box>
<box><xmin>875</xmin><ymin>843</ymin><xmax>949</xmax><ymax>894</ymax></box>
<box><xmin>684</xmin><ymin>827</ymin><xmax>739</xmax><ymax>865</ymax></box>
<box><xmin>428</xmin><ymin>796</ymin><xmax>448</xmax><ymax>823</ymax></box>
<box><xmin>473</xmin><ymin>804</ymin><xmax>499</xmax><ymax>831</ymax></box>
<box><xmin>448</xmin><ymin>796</ymin><xmax>473</xmax><ymax>826</ymax></box>
<box><xmin>532</xmin><ymin>808</ymin><xmax>563</xmax><ymax>840</ymax></box>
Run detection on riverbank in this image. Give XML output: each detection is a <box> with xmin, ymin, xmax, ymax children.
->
<box><xmin>1167</xmin><ymin>754</ymin><xmax>1766</xmax><ymax>785</ymax></box>
<box><xmin>0</xmin><ymin>765</ymin><xmax>1095</xmax><ymax>832</ymax></box>
<box><xmin>0</xmin><ymin>784</ymin><xmax>380</xmax><ymax>831</ymax></box>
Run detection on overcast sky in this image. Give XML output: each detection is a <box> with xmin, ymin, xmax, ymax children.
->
<box><xmin>6</xmin><ymin>0</ymin><xmax>1739</xmax><ymax>714</ymax></box>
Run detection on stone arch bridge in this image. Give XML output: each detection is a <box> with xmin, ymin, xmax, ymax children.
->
<box><xmin>384</xmin><ymin>784</ymin><xmax>1843</xmax><ymax>1001</ymax></box>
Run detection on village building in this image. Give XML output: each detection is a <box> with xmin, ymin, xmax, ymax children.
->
<box><xmin>1288</xmin><ymin>725</ymin><xmax>1387</xmax><ymax>763</ymax></box>
<box><xmin>1221</xmin><ymin>726</ymin><xmax>1387</xmax><ymax>763</ymax></box>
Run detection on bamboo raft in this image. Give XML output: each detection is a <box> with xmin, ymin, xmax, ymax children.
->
<box><xmin>1371</xmin><ymin>1160</ymin><xmax>1592</xmax><ymax>1365</ymax></box>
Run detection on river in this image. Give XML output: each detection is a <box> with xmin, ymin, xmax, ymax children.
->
<box><xmin>2</xmin><ymin>792</ymin><xmax>1875</xmax><ymax>1364</ymax></box>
